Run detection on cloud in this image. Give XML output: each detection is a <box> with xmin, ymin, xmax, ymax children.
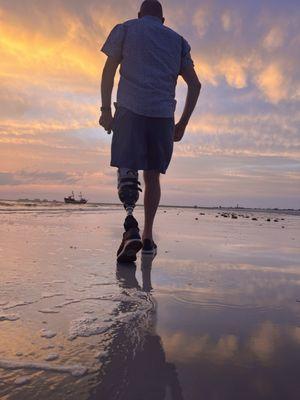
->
<box><xmin>0</xmin><ymin>88</ymin><xmax>30</xmax><ymax>118</ymax></box>
<box><xmin>221</xmin><ymin>9</ymin><xmax>241</xmax><ymax>33</ymax></box>
<box><xmin>218</xmin><ymin>58</ymin><xmax>247</xmax><ymax>89</ymax></box>
<box><xmin>0</xmin><ymin>16</ymin><xmax>99</xmax><ymax>89</ymax></box>
<box><xmin>263</xmin><ymin>27</ymin><xmax>285</xmax><ymax>51</ymax></box>
<box><xmin>192</xmin><ymin>7</ymin><xmax>211</xmax><ymax>38</ymax></box>
<box><xmin>255</xmin><ymin>64</ymin><xmax>288</xmax><ymax>104</ymax></box>
<box><xmin>0</xmin><ymin>170</ymin><xmax>80</xmax><ymax>186</ymax></box>
<box><xmin>180</xmin><ymin>111</ymin><xmax>300</xmax><ymax>158</ymax></box>
<box><xmin>221</xmin><ymin>11</ymin><xmax>232</xmax><ymax>32</ymax></box>
<box><xmin>0</xmin><ymin>173</ymin><xmax>21</xmax><ymax>186</ymax></box>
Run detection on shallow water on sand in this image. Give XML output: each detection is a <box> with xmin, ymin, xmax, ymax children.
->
<box><xmin>0</xmin><ymin>206</ymin><xmax>299</xmax><ymax>399</ymax></box>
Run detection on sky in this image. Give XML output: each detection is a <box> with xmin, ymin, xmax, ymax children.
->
<box><xmin>0</xmin><ymin>0</ymin><xmax>299</xmax><ymax>208</ymax></box>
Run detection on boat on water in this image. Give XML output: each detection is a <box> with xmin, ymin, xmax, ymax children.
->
<box><xmin>64</xmin><ymin>191</ymin><xmax>88</xmax><ymax>204</ymax></box>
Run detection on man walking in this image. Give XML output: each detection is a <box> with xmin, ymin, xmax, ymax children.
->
<box><xmin>99</xmin><ymin>0</ymin><xmax>201</xmax><ymax>263</ymax></box>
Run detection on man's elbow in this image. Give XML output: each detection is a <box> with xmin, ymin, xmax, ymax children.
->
<box><xmin>195</xmin><ymin>79</ymin><xmax>202</xmax><ymax>93</ymax></box>
<box><xmin>189</xmin><ymin>78</ymin><xmax>202</xmax><ymax>93</ymax></box>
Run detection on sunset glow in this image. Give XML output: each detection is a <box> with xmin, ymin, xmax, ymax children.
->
<box><xmin>0</xmin><ymin>0</ymin><xmax>299</xmax><ymax>207</ymax></box>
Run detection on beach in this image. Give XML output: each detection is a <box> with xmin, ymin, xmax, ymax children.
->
<box><xmin>0</xmin><ymin>202</ymin><xmax>300</xmax><ymax>400</ymax></box>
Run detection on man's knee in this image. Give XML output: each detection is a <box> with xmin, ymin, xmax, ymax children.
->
<box><xmin>143</xmin><ymin>170</ymin><xmax>160</xmax><ymax>185</ymax></box>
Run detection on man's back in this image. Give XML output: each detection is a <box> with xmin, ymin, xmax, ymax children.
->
<box><xmin>101</xmin><ymin>16</ymin><xmax>193</xmax><ymax>117</ymax></box>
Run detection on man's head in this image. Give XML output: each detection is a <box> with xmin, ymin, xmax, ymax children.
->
<box><xmin>138</xmin><ymin>0</ymin><xmax>164</xmax><ymax>23</ymax></box>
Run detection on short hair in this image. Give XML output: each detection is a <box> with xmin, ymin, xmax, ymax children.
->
<box><xmin>140</xmin><ymin>0</ymin><xmax>163</xmax><ymax>19</ymax></box>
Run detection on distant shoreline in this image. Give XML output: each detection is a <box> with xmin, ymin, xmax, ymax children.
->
<box><xmin>0</xmin><ymin>198</ymin><xmax>299</xmax><ymax>215</ymax></box>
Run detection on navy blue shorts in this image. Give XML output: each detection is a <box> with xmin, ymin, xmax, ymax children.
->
<box><xmin>111</xmin><ymin>106</ymin><xmax>174</xmax><ymax>174</ymax></box>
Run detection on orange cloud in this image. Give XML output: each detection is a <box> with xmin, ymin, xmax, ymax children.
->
<box><xmin>263</xmin><ymin>27</ymin><xmax>285</xmax><ymax>51</ymax></box>
<box><xmin>0</xmin><ymin>18</ymin><xmax>100</xmax><ymax>85</ymax></box>
<box><xmin>193</xmin><ymin>7</ymin><xmax>211</xmax><ymax>38</ymax></box>
<box><xmin>256</xmin><ymin>63</ymin><xmax>288</xmax><ymax>103</ymax></box>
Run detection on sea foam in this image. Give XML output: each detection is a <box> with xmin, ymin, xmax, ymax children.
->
<box><xmin>0</xmin><ymin>359</ymin><xmax>87</xmax><ymax>377</ymax></box>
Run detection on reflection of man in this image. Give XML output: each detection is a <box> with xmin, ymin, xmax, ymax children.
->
<box><xmin>90</xmin><ymin>258</ymin><xmax>184</xmax><ymax>400</ymax></box>
<box><xmin>100</xmin><ymin>0</ymin><xmax>201</xmax><ymax>262</ymax></box>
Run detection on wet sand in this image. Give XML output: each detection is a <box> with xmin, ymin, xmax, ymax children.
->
<box><xmin>0</xmin><ymin>204</ymin><xmax>300</xmax><ymax>400</ymax></box>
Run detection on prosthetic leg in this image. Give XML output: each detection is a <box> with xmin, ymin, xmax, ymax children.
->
<box><xmin>118</xmin><ymin>168</ymin><xmax>142</xmax><ymax>230</ymax></box>
<box><xmin>116</xmin><ymin>168</ymin><xmax>143</xmax><ymax>262</ymax></box>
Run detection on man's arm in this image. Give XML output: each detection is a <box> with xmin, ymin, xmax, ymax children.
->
<box><xmin>174</xmin><ymin>65</ymin><xmax>201</xmax><ymax>142</ymax></box>
<box><xmin>99</xmin><ymin>56</ymin><xmax>120</xmax><ymax>134</ymax></box>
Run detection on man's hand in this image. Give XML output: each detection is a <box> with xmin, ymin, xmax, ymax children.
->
<box><xmin>99</xmin><ymin>109</ymin><xmax>113</xmax><ymax>134</ymax></box>
<box><xmin>174</xmin><ymin>120</ymin><xmax>187</xmax><ymax>142</ymax></box>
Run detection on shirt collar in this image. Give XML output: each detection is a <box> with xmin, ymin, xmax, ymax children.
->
<box><xmin>142</xmin><ymin>15</ymin><xmax>163</xmax><ymax>24</ymax></box>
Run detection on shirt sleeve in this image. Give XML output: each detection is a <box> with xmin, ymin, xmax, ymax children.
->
<box><xmin>101</xmin><ymin>24</ymin><xmax>126</xmax><ymax>61</ymax></box>
<box><xmin>180</xmin><ymin>37</ymin><xmax>194</xmax><ymax>74</ymax></box>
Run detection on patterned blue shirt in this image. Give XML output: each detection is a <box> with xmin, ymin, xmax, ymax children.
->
<box><xmin>101</xmin><ymin>15</ymin><xmax>194</xmax><ymax>118</ymax></box>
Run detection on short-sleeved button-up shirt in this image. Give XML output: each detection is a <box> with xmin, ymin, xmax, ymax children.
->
<box><xmin>101</xmin><ymin>15</ymin><xmax>194</xmax><ymax>118</ymax></box>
